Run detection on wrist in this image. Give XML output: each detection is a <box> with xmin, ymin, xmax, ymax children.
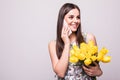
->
<box><xmin>64</xmin><ymin>43</ymin><xmax>70</xmax><ymax>48</ymax></box>
<box><xmin>64</xmin><ymin>44</ymin><xmax>70</xmax><ymax>52</ymax></box>
<box><xmin>97</xmin><ymin>69</ymin><xmax>103</xmax><ymax>77</ymax></box>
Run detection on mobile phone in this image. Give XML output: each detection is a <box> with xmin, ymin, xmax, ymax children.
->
<box><xmin>63</xmin><ymin>20</ymin><xmax>72</xmax><ymax>36</ymax></box>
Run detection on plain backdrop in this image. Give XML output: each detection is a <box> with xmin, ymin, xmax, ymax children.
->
<box><xmin>0</xmin><ymin>0</ymin><xmax>119</xmax><ymax>80</ymax></box>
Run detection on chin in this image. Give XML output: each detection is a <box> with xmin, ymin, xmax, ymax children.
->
<box><xmin>73</xmin><ymin>29</ymin><xmax>77</xmax><ymax>32</ymax></box>
<box><xmin>72</xmin><ymin>30</ymin><xmax>77</xmax><ymax>33</ymax></box>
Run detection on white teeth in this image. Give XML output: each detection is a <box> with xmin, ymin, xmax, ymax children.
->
<box><xmin>72</xmin><ymin>23</ymin><xmax>77</xmax><ymax>25</ymax></box>
<box><xmin>72</xmin><ymin>24</ymin><xmax>77</xmax><ymax>27</ymax></box>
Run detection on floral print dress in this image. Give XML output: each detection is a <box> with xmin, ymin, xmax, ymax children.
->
<box><xmin>55</xmin><ymin>33</ymin><xmax>96</xmax><ymax>80</ymax></box>
<box><xmin>57</xmin><ymin>61</ymin><xmax>96</xmax><ymax>80</ymax></box>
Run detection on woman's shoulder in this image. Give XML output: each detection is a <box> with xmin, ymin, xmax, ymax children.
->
<box><xmin>86</xmin><ymin>33</ymin><xmax>96</xmax><ymax>40</ymax></box>
<box><xmin>48</xmin><ymin>40</ymin><xmax>57</xmax><ymax>57</ymax></box>
<box><xmin>48</xmin><ymin>40</ymin><xmax>56</xmax><ymax>47</ymax></box>
<box><xmin>83</xmin><ymin>32</ymin><xmax>96</xmax><ymax>43</ymax></box>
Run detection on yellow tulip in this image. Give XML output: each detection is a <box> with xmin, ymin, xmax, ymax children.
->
<box><xmin>92</xmin><ymin>46</ymin><xmax>98</xmax><ymax>54</ymax></box>
<box><xmin>88</xmin><ymin>40</ymin><xmax>94</xmax><ymax>46</ymax></box>
<box><xmin>73</xmin><ymin>45</ymin><xmax>79</xmax><ymax>50</ymax></box>
<box><xmin>99</xmin><ymin>47</ymin><xmax>109</xmax><ymax>55</ymax></box>
<box><xmin>97</xmin><ymin>53</ymin><xmax>104</xmax><ymax>61</ymax></box>
<box><xmin>70</xmin><ymin>49</ymin><xmax>75</xmax><ymax>56</ymax></box>
<box><xmin>69</xmin><ymin>56</ymin><xmax>79</xmax><ymax>63</ymax></box>
<box><xmin>69</xmin><ymin>40</ymin><xmax>111</xmax><ymax>66</ymax></box>
<box><xmin>91</xmin><ymin>56</ymin><xmax>97</xmax><ymax>61</ymax></box>
<box><xmin>84</xmin><ymin>58</ymin><xmax>92</xmax><ymax>66</ymax></box>
<box><xmin>80</xmin><ymin>42</ymin><xmax>87</xmax><ymax>47</ymax></box>
<box><xmin>77</xmin><ymin>53</ymin><xmax>86</xmax><ymax>60</ymax></box>
<box><xmin>102</xmin><ymin>56</ymin><xmax>111</xmax><ymax>63</ymax></box>
<box><xmin>80</xmin><ymin>48</ymin><xmax>87</xmax><ymax>54</ymax></box>
<box><xmin>85</xmin><ymin>52</ymin><xmax>91</xmax><ymax>59</ymax></box>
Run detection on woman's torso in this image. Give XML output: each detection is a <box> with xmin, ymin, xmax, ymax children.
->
<box><xmin>56</xmin><ymin>33</ymin><xmax>96</xmax><ymax>80</ymax></box>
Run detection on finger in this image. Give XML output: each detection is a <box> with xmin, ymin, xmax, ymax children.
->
<box><xmin>65</xmin><ymin>26</ymin><xmax>69</xmax><ymax>32</ymax></box>
<box><xmin>83</xmin><ymin>66</ymin><xmax>93</xmax><ymax>76</ymax></box>
<box><xmin>66</xmin><ymin>27</ymin><xmax>70</xmax><ymax>35</ymax></box>
<box><xmin>61</xmin><ymin>26</ymin><xmax>65</xmax><ymax>34</ymax></box>
<box><xmin>82</xmin><ymin>65</ymin><xmax>90</xmax><ymax>72</ymax></box>
<box><xmin>87</xmin><ymin>62</ymin><xmax>98</xmax><ymax>69</ymax></box>
<box><xmin>63</xmin><ymin>26</ymin><xmax>68</xmax><ymax>33</ymax></box>
<box><xmin>87</xmin><ymin>72</ymin><xmax>93</xmax><ymax>76</ymax></box>
<box><xmin>62</xmin><ymin>26</ymin><xmax>67</xmax><ymax>35</ymax></box>
<box><xmin>93</xmin><ymin>61</ymin><xmax>99</xmax><ymax>66</ymax></box>
<box><xmin>62</xmin><ymin>26</ymin><xmax>70</xmax><ymax>36</ymax></box>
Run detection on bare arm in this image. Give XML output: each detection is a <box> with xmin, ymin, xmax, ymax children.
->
<box><xmin>83</xmin><ymin>33</ymin><xmax>103</xmax><ymax>77</ymax></box>
<box><xmin>48</xmin><ymin>24</ymin><xmax>71</xmax><ymax>78</ymax></box>
<box><xmin>48</xmin><ymin>40</ymin><xmax>70</xmax><ymax>78</ymax></box>
<box><xmin>86</xmin><ymin>33</ymin><xmax>97</xmax><ymax>46</ymax></box>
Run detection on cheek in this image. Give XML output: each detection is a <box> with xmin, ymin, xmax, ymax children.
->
<box><xmin>78</xmin><ymin>21</ymin><xmax>81</xmax><ymax>26</ymax></box>
<box><xmin>78</xmin><ymin>20</ymin><xmax>81</xmax><ymax>24</ymax></box>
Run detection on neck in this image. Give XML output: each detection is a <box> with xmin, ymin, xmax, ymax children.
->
<box><xmin>69</xmin><ymin>33</ymin><xmax>76</xmax><ymax>43</ymax></box>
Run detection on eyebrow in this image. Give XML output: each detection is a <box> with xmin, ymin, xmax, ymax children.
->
<box><xmin>68</xmin><ymin>14</ymin><xmax>80</xmax><ymax>16</ymax></box>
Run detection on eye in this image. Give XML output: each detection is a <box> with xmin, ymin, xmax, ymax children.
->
<box><xmin>69</xmin><ymin>15</ymin><xmax>74</xmax><ymax>19</ymax></box>
<box><xmin>77</xmin><ymin>16</ymin><xmax>80</xmax><ymax>19</ymax></box>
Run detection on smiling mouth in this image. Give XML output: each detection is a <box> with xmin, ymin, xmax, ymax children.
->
<box><xmin>71</xmin><ymin>24</ymin><xmax>78</xmax><ymax>28</ymax></box>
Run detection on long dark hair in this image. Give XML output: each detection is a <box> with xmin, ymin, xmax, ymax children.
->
<box><xmin>56</xmin><ymin>3</ymin><xmax>84</xmax><ymax>59</ymax></box>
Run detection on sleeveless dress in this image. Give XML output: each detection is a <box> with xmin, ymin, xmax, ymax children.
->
<box><xmin>55</xmin><ymin>33</ymin><xmax>96</xmax><ymax>80</ymax></box>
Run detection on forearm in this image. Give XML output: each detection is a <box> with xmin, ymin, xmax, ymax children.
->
<box><xmin>54</xmin><ymin>44</ymin><xmax>70</xmax><ymax>77</ymax></box>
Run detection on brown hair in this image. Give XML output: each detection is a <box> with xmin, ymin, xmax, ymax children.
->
<box><xmin>56</xmin><ymin>3</ymin><xmax>84</xmax><ymax>59</ymax></box>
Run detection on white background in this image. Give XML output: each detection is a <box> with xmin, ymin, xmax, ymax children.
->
<box><xmin>0</xmin><ymin>0</ymin><xmax>119</xmax><ymax>80</ymax></box>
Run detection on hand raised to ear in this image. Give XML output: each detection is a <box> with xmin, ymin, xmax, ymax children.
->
<box><xmin>63</xmin><ymin>19</ymin><xmax>72</xmax><ymax>36</ymax></box>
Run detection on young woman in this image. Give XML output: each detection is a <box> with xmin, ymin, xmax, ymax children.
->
<box><xmin>48</xmin><ymin>3</ymin><xmax>103</xmax><ymax>80</ymax></box>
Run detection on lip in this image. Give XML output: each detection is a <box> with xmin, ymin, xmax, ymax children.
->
<box><xmin>71</xmin><ymin>24</ymin><xmax>78</xmax><ymax>29</ymax></box>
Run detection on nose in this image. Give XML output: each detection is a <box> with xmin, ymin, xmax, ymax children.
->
<box><xmin>73</xmin><ymin>18</ymin><xmax>79</xmax><ymax>23</ymax></box>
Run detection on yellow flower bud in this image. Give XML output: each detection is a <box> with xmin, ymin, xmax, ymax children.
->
<box><xmin>99</xmin><ymin>47</ymin><xmax>109</xmax><ymax>55</ymax></box>
<box><xmin>73</xmin><ymin>45</ymin><xmax>80</xmax><ymax>52</ymax></box>
<box><xmin>97</xmin><ymin>54</ymin><xmax>104</xmax><ymax>61</ymax></box>
<box><xmin>69</xmin><ymin>41</ymin><xmax>111</xmax><ymax>65</ymax></box>
<box><xmin>91</xmin><ymin>56</ymin><xmax>97</xmax><ymax>61</ymax></box>
<box><xmin>84</xmin><ymin>58</ymin><xmax>92</xmax><ymax>66</ymax></box>
<box><xmin>88</xmin><ymin>40</ymin><xmax>94</xmax><ymax>46</ymax></box>
<box><xmin>78</xmin><ymin>53</ymin><xmax>85</xmax><ymax>60</ymax></box>
<box><xmin>85</xmin><ymin>52</ymin><xmax>91</xmax><ymax>59</ymax></box>
<box><xmin>69</xmin><ymin>56</ymin><xmax>79</xmax><ymax>63</ymax></box>
<box><xmin>102</xmin><ymin>56</ymin><xmax>111</xmax><ymax>63</ymax></box>
<box><xmin>70</xmin><ymin>49</ymin><xmax>75</xmax><ymax>56</ymax></box>
<box><xmin>92</xmin><ymin>46</ymin><xmax>98</xmax><ymax>54</ymax></box>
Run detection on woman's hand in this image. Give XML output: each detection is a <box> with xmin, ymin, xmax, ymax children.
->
<box><xmin>61</xmin><ymin>25</ymin><xmax>71</xmax><ymax>45</ymax></box>
<box><xmin>82</xmin><ymin>62</ymin><xmax>103</xmax><ymax>77</ymax></box>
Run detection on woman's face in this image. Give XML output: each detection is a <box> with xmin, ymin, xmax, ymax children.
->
<box><xmin>64</xmin><ymin>8</ymin><xmax>80</xmax><ymax>32</ymax></box>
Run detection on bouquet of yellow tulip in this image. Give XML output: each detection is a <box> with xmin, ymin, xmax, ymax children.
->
<box><xmin>69</xmin><ymin>40</ymin><xmax>111</xmax><ymax>66</ymax></box>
